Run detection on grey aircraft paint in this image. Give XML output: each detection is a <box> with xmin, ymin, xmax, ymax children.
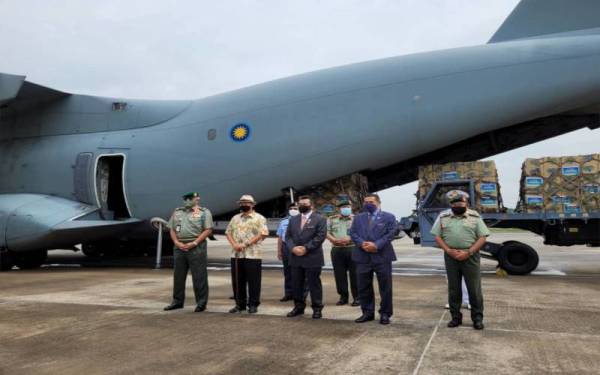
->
<box><xmin>1</xmin><ymin>0</ymin><xmax>600</xmax><ymax>259</ymax></box>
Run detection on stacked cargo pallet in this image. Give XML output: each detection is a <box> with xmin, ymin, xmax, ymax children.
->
<box><xmin>520</xmin><ymin>154</ymin><xmax>600</xmax><ymax>214</ymax></box>
<box><xmin>417</xmin><ymin>161</ymin><xmax>503</xmax><ymax>213</ymax></box>
<box><xmin>304</xmin><ymin>173</ymin><xmax>369</xmax><ymax>216</ymax></box>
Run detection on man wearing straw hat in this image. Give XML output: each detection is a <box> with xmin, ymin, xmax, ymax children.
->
<box><xmin>226</xmin><ymin>195</ymin><xmax>269</xmax><ymax>314</ymax></box>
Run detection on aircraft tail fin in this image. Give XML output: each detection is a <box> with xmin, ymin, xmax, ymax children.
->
<box><xmin>489</xmin><ymin>0</ymin><xmax>600</xmax><ymax>43</ymax></box>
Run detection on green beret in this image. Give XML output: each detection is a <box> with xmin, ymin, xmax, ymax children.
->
<box><xmin>182</xmin><ymin>192</ymin><xmax>199</xmax><ymax>200</ymax></box>
<box><xmin>446</xmin><ymin>190</ymin><xmax>469</xmax><ymax>203</ymax></box>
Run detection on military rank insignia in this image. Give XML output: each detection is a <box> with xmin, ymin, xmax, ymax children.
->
<box><xmin>230</xmin><ymin>123</ymin><xmax>251</xmax><ymax>142</ymax></box>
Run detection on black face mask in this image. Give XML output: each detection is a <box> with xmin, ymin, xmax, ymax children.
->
<box><xmin>451</xmin><ymin>206</ymin><xmax>467</xmax><ymax>215</ymax></box>
<box><xmin>298</xmin><ymin>205</ymin><xmax>310</xmax><ymax>214</ymax></box>
<box><xmin>240</xmin><ymin>205</ymin><xmax>252</xmax><ymax>212</ymax></box>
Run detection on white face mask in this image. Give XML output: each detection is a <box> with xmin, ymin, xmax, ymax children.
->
<box><xmin>289</xmin><ymin>209</ymin><xmax>300</xmax><ymax>217</ymax></box>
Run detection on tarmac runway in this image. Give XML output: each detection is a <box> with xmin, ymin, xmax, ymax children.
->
<box><xmin>1</xmin><ymin>232</ymin><xmax>600</xmax><ymax>374</ymax></box>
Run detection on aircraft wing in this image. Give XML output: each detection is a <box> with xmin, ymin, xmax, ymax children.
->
<box><xmin>0</xmin><ymin>72</ymin><xmax>69</xmax><ymax>112</ymax></box>
<box><xmin>0</xmin><ymin>194</ymin><xmax>143</xmax><ymax>252</ymax></box>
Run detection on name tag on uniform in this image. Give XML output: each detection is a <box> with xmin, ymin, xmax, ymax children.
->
<box><xmin>176</xmin><ymin>225</ymin><xmax>181</xmax><ymax>233</ymax></box>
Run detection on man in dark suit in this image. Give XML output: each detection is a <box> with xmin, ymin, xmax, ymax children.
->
<box><xmin>285</xmin><ymin>195</ymin><xmax>327</xmax><ymax>319</ymax></box>
<box><xmin>349</xmin><ymin>193</ymin><xmax>398</xmax><ymax>325</ymax></box>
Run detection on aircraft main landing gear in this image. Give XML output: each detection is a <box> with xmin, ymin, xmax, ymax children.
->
<box><xmin>481</xmin><ymin>241</ymin><xmax>539</xmax><ymax>275</ymax></box>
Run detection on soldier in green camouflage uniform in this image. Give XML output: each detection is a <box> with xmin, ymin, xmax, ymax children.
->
<box><xmin>327</xmin><ymin>200</ymin><xmax>359</xmax><ymax>306</ymax></box>
<box><xmin>431</xmin><ymin>190</ymin><xmax>490</xmax><ymax>330</ymax></box>
<box><xmin>164</xmin><ymin>192</ymin><xmax>214</xmax><ymax>312</ymax></box>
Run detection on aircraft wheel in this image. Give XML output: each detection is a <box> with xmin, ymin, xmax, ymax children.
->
<box><xmin>0</xmin><ymin>248</ymin><xmax>14</xmax><ymax>271</ymax></box>
<box><xmin>13</xmin><ymin>250</ymin><xmax>47</xmax><ymax>270</ymax></box>
<box><xmin>498</xmin><ymin>241</ymin><xmax>539</xmax><ymax>275</ymax></box>
<box><xmin>82</xmin><ymin>243</ymin><xmax>103</xmax><ymax>258</ymax></box>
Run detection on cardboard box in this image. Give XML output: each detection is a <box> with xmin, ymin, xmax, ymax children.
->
<box><xmin>519</xmin><ymin>154</ymin><xmax>600</xmax><ymax>214</ymax></box>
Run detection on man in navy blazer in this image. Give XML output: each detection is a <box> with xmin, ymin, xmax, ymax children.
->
<box><xmin>349</xmin><ymin>193</ymin><xmax>398</xmax><ymax>325</ymax></box>
<box><xmin>285</xmin><ymin>196</ymin><xmax>328</xmax><ymax>319</ymax></box>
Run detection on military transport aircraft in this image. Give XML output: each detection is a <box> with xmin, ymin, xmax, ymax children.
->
<box><xmin>1</xmin><ymin>0</ymin><xmax>600</xmax><ymax>269</ymax></box>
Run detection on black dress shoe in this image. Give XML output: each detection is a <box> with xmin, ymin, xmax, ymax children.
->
<box><xmin>163</xmin><ymin>303</ymin><xmax>183</xmax><ymax>311</ymax></box>
<box><xmin>473</xmin><ymin>321</ymin><xmax>484</xmax><ymax>330</ymax></box>
<box><xmin>351</xmin><ymin>300</ymin><xmax>361</xmax><ymax>307</ymax></box>
<box><xmin>248</xmin><ymin>306</ymin><xmax>258</xmax><ymax>314</ymax></box>
<box><xmin>355</xmin><ymin>314</ymin><xmax>375</xmax><ymax>323</ymax></box>
<box><xmin>312</xmin><ymin>310</ymin><xmax>322</xmax><ymax>319</ymax></box>
<box><xmin>380</xmin><ymin>314</ymin><xmax>391</xmax><ymax>325</ymax></box>
<box><xmin>279</xmin><ymin>295</ymin><xmax>293</xmax><ymax>302</ymax></box>
<box><xmin>447</xmin><ymin>317</ymin><xmax>463</xmax><ymax>328</ymax></box>
<box><xmin>229</xmin><ymin>306</ymin><xmax>243</xmax><ymax>313</ymax></box>
<box><xmin>286</xmin><ymin>307</ymin><xmax>305</xmax><ymax>317</ymax></box>
<box><xmin>336</xmin><ymin>299</ymin><xmax>348</xmax><ymax>306</ymax></box>
<box><xmin>194</xmin><ymin>305</ymin><xmax>206</xmax><ymax>313</ymax></box>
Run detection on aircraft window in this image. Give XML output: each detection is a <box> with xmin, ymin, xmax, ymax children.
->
<box><xmin>112</xmin><ymin>102</ymin><xmax>128</xmax><ymax>111</ymax></box>
<box><xmin>207</xmin><ymin>129</ymin><xmax>217</xmax><ymax>140</ymax></box>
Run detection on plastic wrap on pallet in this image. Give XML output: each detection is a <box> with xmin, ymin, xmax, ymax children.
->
<box><xmin>302</xmin><ymin>173</ymin><xmax>369</xmax><ymax>217</ymax></box>
<box><xmin>519</xmin><ymin>154</ymin><xmax>600</xmax><ymax>214</ymax></box>
<box><xmin>417</xmin><ymin>160</ymin><xmax>503</xmax><ymax>212</ymax></box>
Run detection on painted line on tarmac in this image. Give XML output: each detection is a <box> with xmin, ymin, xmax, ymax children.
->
<box><xmin>531</xmin><ymin>269</ymin><xmax>566</xmax><ymax>276</ymax></box>
<box><xmin>483</xmin><ymin>327</ymin><xmax>599</xmax><ymax>338</ymax></box>
<box><xmin>412</xmin><ymin>310</ymin><xmax>446</xmax><ymax>375</ymax></box>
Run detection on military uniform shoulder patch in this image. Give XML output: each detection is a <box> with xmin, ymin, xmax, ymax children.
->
<box><xmin>467</xmin><ymin>209</ymin><xmax>481</xmax><ymax>217</ymax></box>
<box><xmin>439</xmin><ymin>209</ymin><xmax>452</xmax><ymax>217</ymax></box>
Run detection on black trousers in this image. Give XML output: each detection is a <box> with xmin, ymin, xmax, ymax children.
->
<box><xmin>230</xmin><ymin>258</ymin><xmax>262</xmax><ymax>309</ymax></box>
<box><xmin>357</xmin><ymin>262</ymin><xmax>393</xmax><ymax>316</ymax></box>
<box><xmin>292</xmin><ymin>266</ymin><xmax>323</xmax><ymax>311</ymax></box>
<box><xmin>172</xmin><ymin>245</ymin><xmax>208</xmax><ymax>307</ymax></box>
<box><xmin>445</xmin><ymin>252</ymin><xmax>484</xmax><ymax>323</ymax></box>
<box><xmin>331</xmin><ymin>246</ymin><xmax>358</xmax><ymax>301</ymax></box>
<box><xmin>282</xmin><ymin>245</ymin><xmax>293</xmax><ymax>297</ymax></box>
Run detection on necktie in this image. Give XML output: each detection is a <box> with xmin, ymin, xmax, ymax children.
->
<box><xmin>301</xmin><ymin>215</ymin><xmax>307</xmax><ymax>229</ymax></box>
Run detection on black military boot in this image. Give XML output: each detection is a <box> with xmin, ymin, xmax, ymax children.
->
<box><xmin>312</xmin><ymin>309</ymin><xmax>323</xmax><ymax>319</ymax></box>
<box><xmin>473</xmin><ymin>321</ymin><xmax>485</xmax><ymax>330</ymax></box>
<box><xmin>163</xmin><ymin>303</ymin><xmax>183</xmax><ymax>311</ymax></box>
<box><xmin>447</xmin><ymin>313</ymin><xmax>463</xmax><ymax>328</ymax></box>
<box><xmin>287</xmin><ymin>306</ymin><xmax>305</xmax><ymax>317</ymax></box>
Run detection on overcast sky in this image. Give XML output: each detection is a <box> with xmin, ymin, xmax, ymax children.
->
<box><xmin>2</xmin><ymin>0</ymin><xmax>599</xmax><ymax>217</ymax></box>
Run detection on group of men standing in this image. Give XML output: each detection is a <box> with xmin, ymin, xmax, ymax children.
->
<box><xmin>163</xmin><ymin>189</ymin><xmax>489</xmax><ymax>329</ymax></box>
<box><xmin>276</xmin><ymin>193</ymin><xmax>397</xmax><ymax>323</ymax></box>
